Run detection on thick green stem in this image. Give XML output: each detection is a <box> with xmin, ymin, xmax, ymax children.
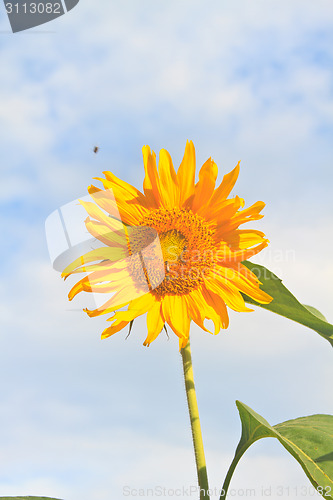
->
<box><xmin>181</xmin><ymin>339</ymin><xmax>210</xmax><ymax>500</ymax></box>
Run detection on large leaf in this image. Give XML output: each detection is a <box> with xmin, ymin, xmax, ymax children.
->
<box><xmin>242</xmin><ymin>261</ymin><xmax>333</xmax><ymax>347</ymax></box>
<box><xmin>220</xmin><ymin>401</ymin><xmax>333</xmax><ymax>499</ymax></box>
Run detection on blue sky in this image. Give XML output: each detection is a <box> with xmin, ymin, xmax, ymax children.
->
<box><xmin>0</xmin><ymin>1</ymin><xmax>333</xmax><ymax>499</ymax></box>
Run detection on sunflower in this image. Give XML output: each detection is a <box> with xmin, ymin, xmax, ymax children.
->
<box><xmin>62</xmin><ymin>141</ymin><xmax>272</xmax><ymax>349</ymax></box>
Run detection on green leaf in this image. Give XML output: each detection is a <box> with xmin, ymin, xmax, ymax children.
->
<box><xmin>220</xmin><ymin>401</ymin><xmax>333</xmax><ymax>499</ymax></box>
<box><xmin>0</xmin><ymin>497</ymin><xmax>63</xmax><ymax>499</ymax></box>
<box><xmin>303</xmin><ymin>305</ymin><xmax>328</xmax><ymax>322</ymax></box>
<box><xmin>242</xmin><ymin>261</ymin><xmax>333</xmax><ymax>347</ymax></box>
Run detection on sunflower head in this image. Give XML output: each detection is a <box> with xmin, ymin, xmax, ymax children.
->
<box><xmin>62</xmin><ymin>141</ymin><xmax>272</xmax><ymax>349</ymax></box>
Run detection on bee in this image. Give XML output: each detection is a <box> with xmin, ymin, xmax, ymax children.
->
<box><xmin>93</xmin><ymin>146</ymin><xmax>99</xmax><ymax>154</ymax></box>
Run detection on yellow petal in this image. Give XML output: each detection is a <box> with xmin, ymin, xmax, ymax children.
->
<box><xmin>210</xmin><ymin>162</ymin><xmax>240</xmax><ymax>204</ymax></box>
<box><xmin>101</xmin><ymin>320</ymin><xmax>130</xmax><ymax>339</ymax></box>
<box><xmin>158</xmin><ymin>148</ymin><xmax>179</xmax><ymax>207</ymax></box>
<box><xmin>204</xmin><ymin>274</ymin><xmax>252</xmax><ymax>312</ymax></box>
<box><xmin>142</xmin><ymin>145</ymin><xmax>162</xmax><ymax>208</ymax></box>
<box><xmin>67</xmin><ymin>264</ymin><xmax>129</xmax><ymax>300</ymax></box>
<box><xmin>214</xmin><ymin>266</ymin><xmax>272</xmax><ymax>304</ymax></box>
<box><xmin>221</xmin><ymin>229</ymin><xmax>266</xmax><ymax>250</ymax></box>
<box><xmin>79</xmin><ymin>198</ymin><xmax>119</xmax><ymax>227</ymax></box>
<box><xmin>179</xmin><ymin>336</ymin><xmax>189</xmax><ymax>349</ymax></box>
<box><xmin>84</xmin><ymin>277</ymin><xmax>150</xmax><ymax>317</ymax></box>
<box><xmin>143</xmin><ymin>298</ymin><xmax>164</xmax><ymax>346</ymax></box>
<box><xmin>200</xmin><ymin>286</ymin><xmax>229</xmax><ymax>330</ymax></box>
<box><xmin>201</xmin><ymin>196</ymin><xmax>242</xmax><ymax>224</ymax></box>
<box><xmin>79</xmin><ymin>197</ymin><xmax>139</xmax><ymax>248</ymax></box>
<box><xmin>162</xmin><ymin>295</ymin><xmax>190</xmax><ymax>341</ymax></box>
<box><xmin>107</xmin><ymin>292</ymin><xmax>155</xmax><ymax>323</ymax></box>
<box><xmin>189</xmin><ymin>158</ymin><xmax>218</xmax><ymax>212</ymax></box>
<box><xmin>223</xmin><ymin>201</ymin><xmax>266</xmax><ymax>232</ymax></box>
<box><xmin>100</xmin><ymin>170</ymin><xmax>150</xmax><ymax>208</ymax></box>
<box><xmin>185</xmin><ymin>289</ymin><xmax>212</xmax><ymax>333</ymax></box>
<box><xmin>87</xmin><ymin>186</ymin><xmax>149</xmax><ymax>226</ymax></box>
<box><xmin>101</xmin><ymin>292</ymin><xmax>156</xmax><ymax>339</ymax></box>
<box><xmin>128</xmin><ymin>291</ymin><xmax>156</xmax><ymax>316</ymax></box>
<box><xmin>198</xmin><ymin>162</ymin><xmax>241</xmax><ymax>219</ymax></box>
<box><xmin>215</xmin><ymin>240</ymin><xmax>269</xmax><ymax>263</ymax></box>
<box><xmin>234</xmin><ymin>201</ymin><xmax>266</xmax><ymax>220</ymax></box>
<box><xmin>61</xmin><ymin>246</ymin><xmax>126</xmax><ymax>279</ymax></box>
<box><xmin>231</xmin><ymin>262</ymin><xmax>263</xmax><ymax>285</ymax></box>
<box><xmin>186</xmin><ymin>288</ymin><xmax>226</xmax><ymax>334</ymax></box>
<box><xmin>63</xmin><ymin>253</ymin><xmax>128</xmax><ymax>279</ymax></box>
<box><xmin>177</xmin><ymin>140</ymin><xmax>196</xmax><ymax>206</ymax></box>
<box><xmin>85</xmin><ymin>298</ymin><xmax>130</xmax><ymax>318</ymax></box>
<box><xmin>83</xmin><ymin>218</ymin><xmax>126</xmax><ymax>248</ymax></box>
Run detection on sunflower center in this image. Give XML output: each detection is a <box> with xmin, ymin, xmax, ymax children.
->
<box><xmin>139</xmin><ymin>208</ymin><xmax>216</xmax><ymax>297</ymax></box>
<box><xmin>159</xmin><ymin>230</ymin><xmax>187</xmax><ymax>263</ymax></box>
